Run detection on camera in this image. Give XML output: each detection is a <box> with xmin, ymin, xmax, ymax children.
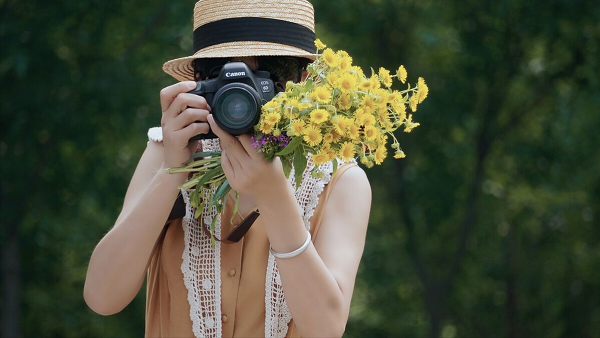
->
<box><xmin>188</xmin><ymin>62</ymin><xmax>276</xmax><ymax>140</ymax></box>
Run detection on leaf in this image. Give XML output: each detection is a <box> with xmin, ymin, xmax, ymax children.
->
<box><xmin>332</xmin><ymin>158</ymin><xmax>338</xmax><ymax>177</ymax></box>
<box><xmin>276</xmin><ymin>136</ymin><xmax>302</xmax><ymax>156</ymax></box>
<box><xmin>230</xmin><ymin>191</ymin><xmax>239</xmax><ymax>223</ymax></box>
<box><xmin>185</xmin><ymin>151</ymin><xmax>221</xmax><ymax>164</ymax></box>
<box><xmin>212</xmin><ymin>179</ymin><xmax>231</xmax><ymax>207</ymax></box>
<box><xmin>293</xmin><ymin>146</ymin><xmax>307</xmax><ymax>190</ymax></box>
<box><xmin>195</xmin><ymin>166</ymin><xmax>224</xmax><ymax>189</ymax></box>
<box><xmin>282</xmin><ymin>158</ymin><xmax>293</xmax><ymax>178</ymax></box>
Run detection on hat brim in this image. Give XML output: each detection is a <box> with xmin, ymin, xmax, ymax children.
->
<box><xmin>163</xmin><ymin>41</ymin><xmax>318</xmax><ymax>82</ymax></box>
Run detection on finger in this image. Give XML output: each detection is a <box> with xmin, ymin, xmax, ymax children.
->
<box><xmin>173</xmin><ymin>93</ymin><xmax>210</xmax><ymax>115</ymax></box>
<box><xmin>174</xmin><ymin>120</ymin><xmax>211</xmax><ymax>141</ymax></box>
<box><xmin>173</xmin><ymin>107</ymin><xmax>210</xmax><ymax>128</ymax></box>
<box><xmin>237</xmin><ymin>134</ymin><xmax>262</xmax><ymax>160</ymax></box>
<box><xmin>220</xmin><ymin>151</ymin><xmax>235</xmax><ymax>180</ymax></box>
<box><xmin>221</xmin><ymin>150</ymin><xmax>243</xmax><ymax>178</ymax></box>
<box><xmin>163</xmin><ymin>93</ymin><xmax>210</xmax><ymax>122</ymax></box>
<box><xmin>159</xmin><ymin>81</ymin><xmax>197</xmax><ymax>112</ymax></box>
<box><xmin>207</xmin><ymin>114</ymin><xmax>242</xmax><ymax>153</ymax></box>
<box><xmin>206</xmin><ymin>114</ymin><xmax>230</xmax><ymax>139</ymax></box>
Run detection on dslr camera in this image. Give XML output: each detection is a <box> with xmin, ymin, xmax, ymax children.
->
<box><xmin>188</xmin><ymin>62</ymin><xmax>276</xmax><ymax>140</ymax></box>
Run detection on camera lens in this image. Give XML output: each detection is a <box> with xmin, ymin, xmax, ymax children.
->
<box><xmin>213</xmin><ymin>84</ymin><xmax>261</xmax><ymax>135</ymax></box>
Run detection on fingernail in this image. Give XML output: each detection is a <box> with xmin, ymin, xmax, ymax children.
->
<box><xmin>186</xmin><ymin>81</ymin><xmax>197</xmax><ymax>88</ymax></box>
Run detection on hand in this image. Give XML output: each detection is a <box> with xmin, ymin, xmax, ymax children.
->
<box><xmin>206</xmin><ymin>115</ymin><xmax>289</xmax><ymax>200</ymax></box>
<box><xmin>159</xmin><ymin>81</ymin><xmax>211</xmax><ymax>168</ymax></box>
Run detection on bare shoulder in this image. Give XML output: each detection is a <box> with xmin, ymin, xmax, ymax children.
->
<box><xmin>327</xmin><ymin>164</ymin><xmax>372</xmax><ymax>210</ymax></box>
<box><xmin>335</xmin><ymin>164</ymin><xmax>370</xmax><ymax>193</ymax></box>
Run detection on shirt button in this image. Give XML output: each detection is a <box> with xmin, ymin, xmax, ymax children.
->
<box><xmin>222</xmin><ymin>314</ymin><xmax>228</xmax><ymax>323</ymax></box>
<box><xmin>228</xmin><ymin>269</ymin><xmax>236</xmax><ymax>277</ymax></box>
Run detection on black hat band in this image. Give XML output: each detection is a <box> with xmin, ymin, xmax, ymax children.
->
<box><xmin>193</xmin><ymin>17</ymin><xmax>316</xmax><ymax>54</ymax></box>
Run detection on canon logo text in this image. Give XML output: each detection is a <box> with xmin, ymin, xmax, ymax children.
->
<box><xmin>225</xmin><ymin>71</ymin><xmax>246</xmax><ymax>77</ymax></box>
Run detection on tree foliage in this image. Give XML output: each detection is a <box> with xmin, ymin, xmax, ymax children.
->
<box><xmin>1</xmin><ymin>0</ymin><xmax>598</xmax><ymax>337</ymax></box>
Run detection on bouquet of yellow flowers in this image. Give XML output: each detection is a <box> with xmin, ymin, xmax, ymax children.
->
<box><xmin>169</xmin><ymin>39</ymin><xmax>428</xmax><ymax>225</ymax></box>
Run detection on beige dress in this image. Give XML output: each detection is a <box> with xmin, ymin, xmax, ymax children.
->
<box><xmin>145</xmin><ymin>162</ymin><xmax>357</xmax><ymax>338</ymax></box>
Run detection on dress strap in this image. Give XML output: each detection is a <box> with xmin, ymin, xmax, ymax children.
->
<box><xmin>309</xmin><ymin>161</ymin><xmax>358</xmax><ymax>242</ymax></box>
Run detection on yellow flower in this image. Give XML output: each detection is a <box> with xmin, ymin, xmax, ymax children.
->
<box><xmin>362</xmin><ymin>95</ymin><xmax>375</xmax><ymax>112</ymax></box>
<box><xmin>264</xmin><ymin>111</ymin><xmax>281</xmax><ymax>125</ymax></box>
<box><xmin>372</xmin><ymin>88</ymin><xmax>389</xmax><ymax>105</ymax></box>
<box><xmin>260</xmin><ymin>121</ymin><xmax>274</xmax><ymax>134</ymax></box>
<box><xmin>409</xmin><ymin>94</ymin><xmax>419</xmax><ymax>112</ymax></box>
<box><xmin>323</xmin><ymin>131</ymin><xmax>334</xmax><ymax>145</ymax></box>
<box><xmin>262</xmin><ymin>99</ymin><xmax>280</xmax><ymax>111</ymax></box>
<box><xmin>417</xmin><ymin>77</ymin><xmax>429</xmax><ymax>103</ymax></box>
<box><xmin>338</xmin><ymin>73</ymin><xmax>358</xmax><ymax>93</ymax></box>
<box><xmin>310</xmin><ymin>86</ymin><xmax>332</xmax><ymax>104</ymax></box>
<box><xmin>322</xmin><ymin>48</ymin><xmax>338</xmax><ymax>67</ymax></box>
<box><xmin>363</xmin><ymin>125</ymin><xmax>380</xmax><ymax>141</ymax></box>
<box><xmin>347</xmin><ymin>123</ymin><xmax>360</xmax><ymax>140</ymax></box>
<box><xmin>337</xmin><ymin>92</ymin><xmax>353</xmax><ymax>110</ymax></box>
<box><xmin>348</xmin><ymin>66</ymin><xmax>364</xmax><ymax>78</ymax></box>
<box><xmin>303</xmin><ymin>125</ymin><xmax>323</xmax><ymax>146</ymax></box>
<box><xmin>378</xmin><ymin>67</ymin><xmax>393</xmax><ymax>88</ymax></box>
<box><xmin>289</xmin><ymin>119</ymin><xmax>305</xmax><ymax>135</ymax></box>
<box><xmin>392</xmin><ymin>99</ymin><xmax>407</xmax><ymax>121</ymax></box>
<box><xmin>310</xmin><ymin>109</ymin><xmax>330</xmax><ymax>124</ymax></box>
<box><xmin>339</xmin><ymin>141</ymin><xmax>356</xmax><ymax>161</ymax></box>
<box><xmin>396</xmin><ymin>65</ymin><xmax>407</xmax><ymax>84</ymax></box>
<box><xmin>369</xmin><ymin>76</ymin><xmax>381</xmax><ymax>90</ymax></box>
<box><xmin>326</xmin><ymin>71</ymin><xmax>341</xmax><ymax>87</ymax></box>
<box><xmin>338</xmin><ymin>54</ymin><xmax>353</xmax><ymax>70</ymax></box>
<box><xmin>404</xmin><ymin>114</ymin><xmax>420</xmax><ymax>133</ymax></box>
<box><xmin>359</xmin><ymin>79</ymin><xmax>373</xmax><ymax>91</ymax></box>
<box><xmin>387</xmin><ymin>91</ymin><xmax>399</xmax><ymax>103</ymax></box>
<box><xmin>377</xmin><ymin>109</ymin><xmax>391</xmax><ymax>125</ymax></box>
<box><xmin>330</xmin><ymin>130</ymin><xmax>342</xmax><ymax>143</ymax></box>
<box><xmin>394</xmin><ymin>149</ymin><xmax>406</xmax><ymax>159</ymax></box>
<box><xmin>311</xmin><ymin>149</ymin><xmax>331</xmax><ymax>165</ymax></box>
<box><xmin>374</xmin><ymin>144</ymin><xmax>388</xmax><ymax>165</ymax></box>
<box><xmin>332</xmin><ymin>116</ymin><xmax>351</xmax><ymax>136</ymax></box>
<box><xmin>358</xmin><ymin>113</ymin><xmax>376</xmax><ymax>127</ymax></box>
<box><xmin>315</xmin><ymin>39</ymin><xmax>327</xmax><ymax>50</ymax></box>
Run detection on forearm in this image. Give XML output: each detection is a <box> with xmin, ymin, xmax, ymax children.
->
<box><xmin>84</xmin><ymin>168</ymin><xmax>186</xmax><ymax>315</ymax></box>
<box><xmin>256</xmin><ymin>186</ymin><xmax>348</xmax><ymax>337</ymax></box>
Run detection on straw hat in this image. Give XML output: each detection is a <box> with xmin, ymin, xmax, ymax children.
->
<box><xmin>163</xmin><ymin>0</ymin><xmax>317</xmax><ymax>81</ymax></box>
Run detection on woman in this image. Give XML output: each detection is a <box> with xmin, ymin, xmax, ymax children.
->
<box><xmin>84</xmin><ymin>1</ymin><xmax>371</xmax><ymax>337</ymax></box>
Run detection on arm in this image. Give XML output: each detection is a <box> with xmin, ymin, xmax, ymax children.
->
<box><xmin>84</xmin><ymin>81</ymin><xmax>210</xmax><ymax>315</ymax></box>
<box><xmin>266</xmin><ymin>166</ymin><xmax>371</xmax><ymax>337</ymax></box>
<box><xmin>207</xmin><ymin>115</ymin><xmax>371</xmax><ymax>337</ymax></box>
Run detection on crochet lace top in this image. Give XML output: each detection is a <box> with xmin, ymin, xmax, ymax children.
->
<box><xmin>145</xmin><ymin>127</ymin><xmax>354</xmax><ymax>337</ymax></box>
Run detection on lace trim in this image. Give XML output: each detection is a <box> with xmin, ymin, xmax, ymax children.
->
<box><xmin>180</xmin><ymin>139</ymin><xmax>223</xmax><ymax>338</ymax></box>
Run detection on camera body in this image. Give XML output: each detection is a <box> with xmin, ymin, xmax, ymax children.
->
<box><xmin>188</xmin><ymin>62</ymin><xmax>276</xmax><ymax>140</ymax></box>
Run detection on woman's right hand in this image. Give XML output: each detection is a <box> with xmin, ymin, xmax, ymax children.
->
<box><xmin>159</xmin><ymin>81</ymin><xmax>211</xmax><ymax>168</ymax></box>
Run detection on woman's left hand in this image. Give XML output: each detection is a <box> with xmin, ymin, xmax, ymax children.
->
<box><xmin>207</xmin><ymin>114</ymin><xmax>289</xmax><ymax>199</ymax></box>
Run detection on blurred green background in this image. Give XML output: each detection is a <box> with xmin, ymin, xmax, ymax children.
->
<box><xmin>1</xmin><ymin>0</ymin><xmax>599</xmax><ymax>337</ymax></box>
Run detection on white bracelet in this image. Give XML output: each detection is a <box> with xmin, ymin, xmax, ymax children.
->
<box><xmin>269</xmin><ymin>232</ymin><xmax>311</xmax><ymax>259</ymax></box>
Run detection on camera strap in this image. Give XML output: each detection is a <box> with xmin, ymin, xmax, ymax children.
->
<box><xmin>201</xmin><ymin>209</ymin><xmax>260</xmax><ymax>244</ymax></box>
